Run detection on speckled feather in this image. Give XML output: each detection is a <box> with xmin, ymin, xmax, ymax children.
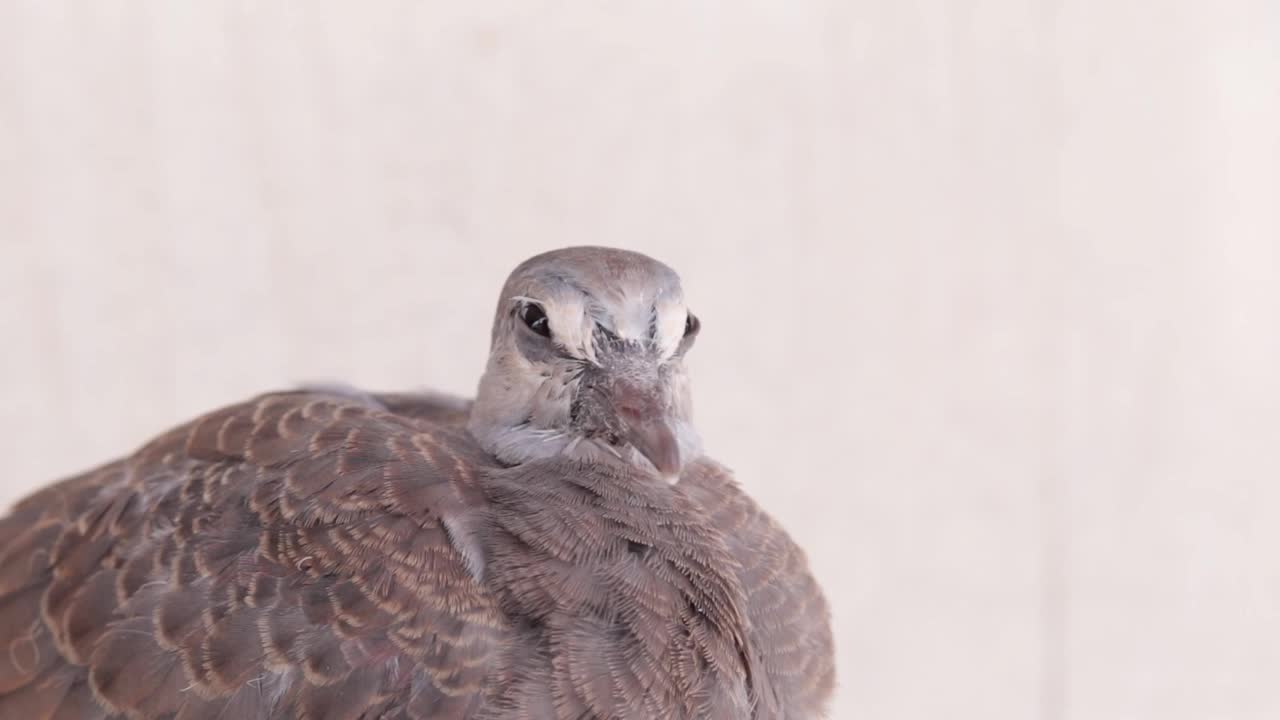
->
<box><xmin>0</xmin><ymin>391</ymin><xmax>833</xmax><ymax>719</ymax></box>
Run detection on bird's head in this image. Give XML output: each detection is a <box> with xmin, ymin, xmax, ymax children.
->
<box><xmin>468</xmin><ymin>247</ymin><xmax>702</xmax><ymax>483</ymax></box>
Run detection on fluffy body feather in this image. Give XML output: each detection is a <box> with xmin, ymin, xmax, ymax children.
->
<box><xmin>0</xmin><ymin>248</ymin><xmax>834</xmax><ymax>718</ymax></box>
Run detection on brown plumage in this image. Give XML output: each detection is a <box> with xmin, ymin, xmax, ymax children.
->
<box><xmin>0</xmin><ymin>248</ymin><xmax>834</xmax><ymax>719</ymax></box>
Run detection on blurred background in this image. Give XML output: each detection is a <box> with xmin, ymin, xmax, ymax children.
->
<box><xmin>2</xmin><ymin>2</ymin><xmax>1277</xmax><ymax>718</ymax></box>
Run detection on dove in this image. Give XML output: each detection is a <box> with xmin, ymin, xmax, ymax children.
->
<box><xmin>0</xmin><ymin>246</ymin><xmax>834</xmax><ymax>719</ymax></box>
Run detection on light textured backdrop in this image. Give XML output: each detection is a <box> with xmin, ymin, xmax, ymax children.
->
<box><xmin>2</xmin><ymin>2</ymin><xmax>1278</xmax><ymax>719</ymax></box>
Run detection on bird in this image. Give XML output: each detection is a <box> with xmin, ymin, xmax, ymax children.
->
<box><xmin>0</xmin><ymin>247</ymin><xmax>835</xmax><ymax>719</ymax></box>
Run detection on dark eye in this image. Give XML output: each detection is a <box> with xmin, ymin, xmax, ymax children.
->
<box><xmin>519</xmin><ymin>302</ymin><xmax>551</xmax><ymax>338</ymax></box>
<box><xmin>683</xmin><ymin>312</ymin><xmax>700</xmax><ymax>338</ymax></box>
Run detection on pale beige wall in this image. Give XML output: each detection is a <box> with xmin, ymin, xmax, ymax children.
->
<box><xmin>2</xmin><ymin>2</ymin><xmax>1278</xmax><ymax>718</ymax></box>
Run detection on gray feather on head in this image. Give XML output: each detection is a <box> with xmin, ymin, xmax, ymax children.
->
<box><xmin>468</xmin><ymin>246</ymin><xmax>702</xmax><ymax>483</ymax></box>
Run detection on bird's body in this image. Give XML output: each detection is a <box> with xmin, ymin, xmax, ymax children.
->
<box><xmin>0</xmin><ymin>249</ymin><xmax>834</xmax><ymax>719</ymax></box>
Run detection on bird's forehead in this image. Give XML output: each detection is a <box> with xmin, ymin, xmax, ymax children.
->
<box><xmin>501</xmin><ymin>248</ymin><xmax>691</xmax><ymax>353</ymax></box>
<box><xmin>512</xmin><ymin>249</ymin><xmax>686</xmax><ymax>341</ymax></box>
<box><xmin>588</xmin><ymin>276</ymin><xmax>682</xmax><ymax>332</ymax></box>
<box><xmin>522</xmin><ymin>277</ymin><xmax>682</xmax><ymax>357</ymax></box>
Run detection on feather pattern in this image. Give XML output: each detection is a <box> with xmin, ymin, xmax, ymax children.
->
<box><xmin>0</xmin><ymin>389</ymin><xmax>832</xmax><ymax>719</ymax></box>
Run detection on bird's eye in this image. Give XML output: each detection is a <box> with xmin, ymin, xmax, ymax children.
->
<box><xmin>519</xmin><ymin>302</ymin><xmax>551</xmax><ymax>338</ymax></box>
<box><xmin>683</xmin><ymin>312</ymin><xmax>700</xmax><ymax>338</ymax></box>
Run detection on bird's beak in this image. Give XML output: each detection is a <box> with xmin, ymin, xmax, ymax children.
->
<box><xmin>624</xmin><ymin>416</ymin><xmax>682</xmax><ymax>478</ymax></box>
<box><xmin>611</xmin><ymin>380</ymin><xmax>683</xmax><ymax>481</ymax></box>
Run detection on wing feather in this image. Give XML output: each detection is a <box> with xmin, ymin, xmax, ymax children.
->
<box><xmin>0</xmin><ymin>389</ymin><xmax>829</xmax><ymax>719</ymax></box>
<box><xmin>0</xmin><ymin>391</ymin><xmax>504</xmax><ymax>719</ymax></box>
<box><xmin>682</xmin><ymin>459</ymin><xmax>837</xmax><ymax>719</ymax></box>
